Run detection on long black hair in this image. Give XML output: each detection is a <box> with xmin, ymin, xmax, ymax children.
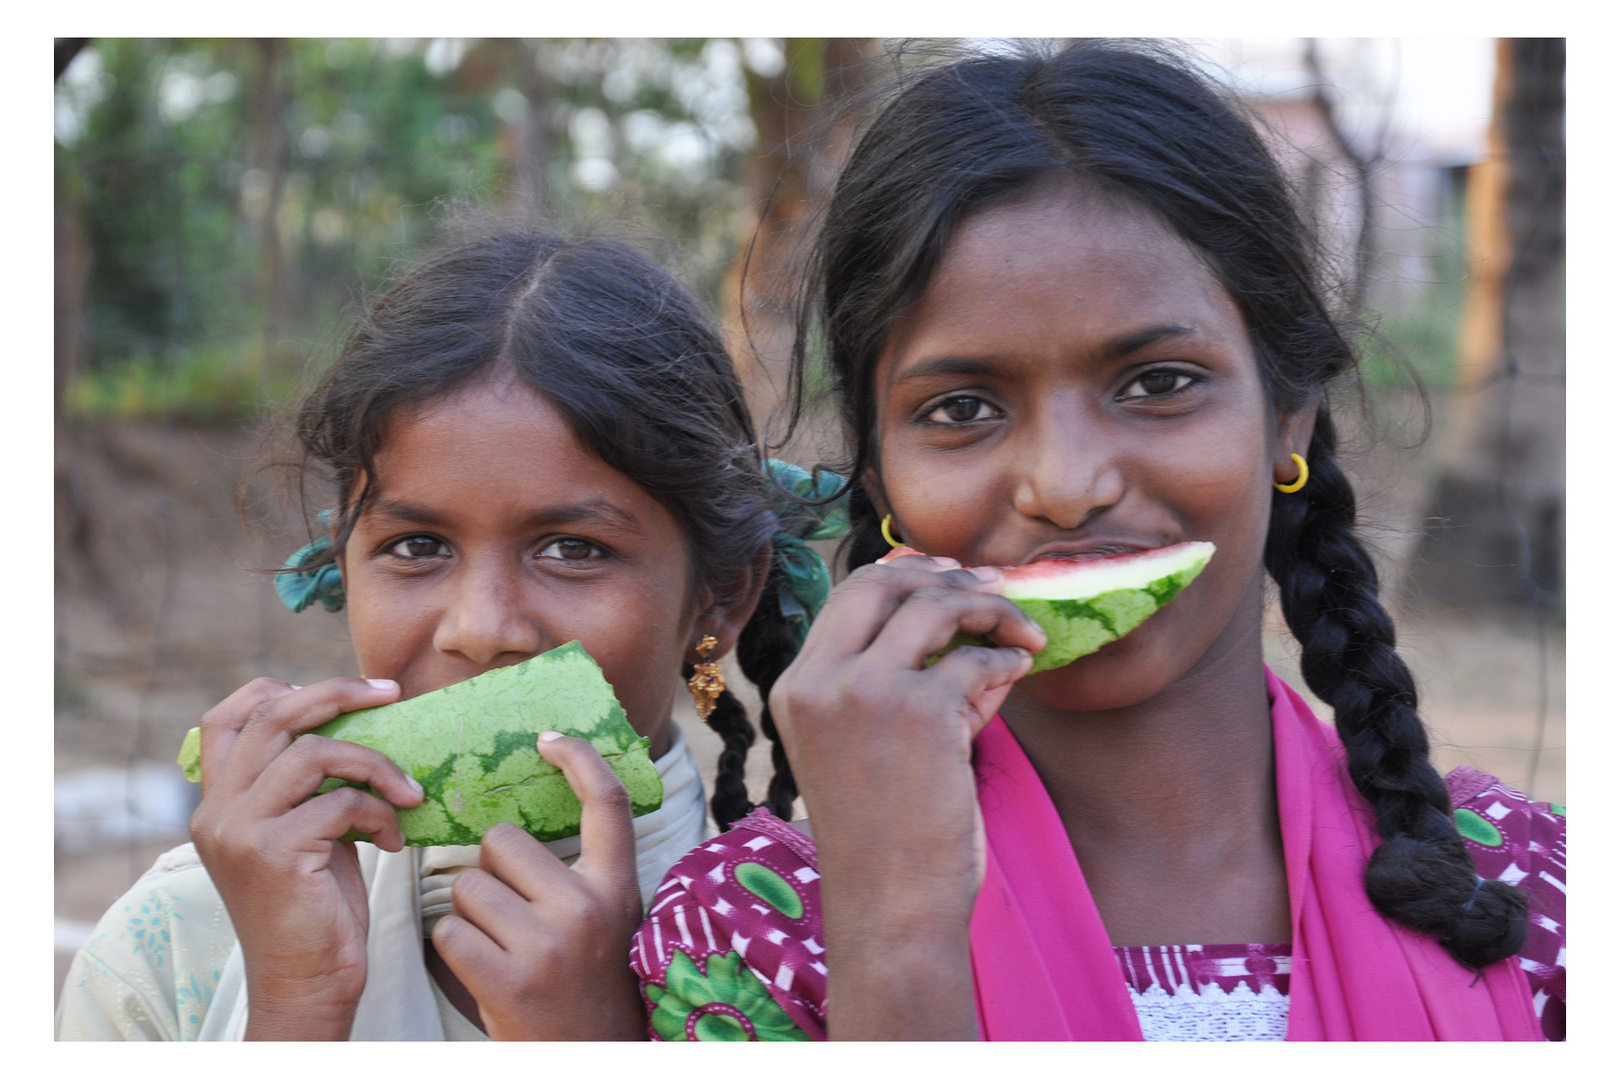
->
<box><xmin>787</xmin><ymin>40</ymin><xmax>1525</xmax><ymax>970</ymax></box>
<box><xmin>282</xmin><ymin>221</ymin><xmax>798</xmax><ymax>830</ymax></box>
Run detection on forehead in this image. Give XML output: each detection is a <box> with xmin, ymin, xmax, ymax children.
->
<box><xmin>362</xmin><ymin>377</ymin><xmax>668</xmax><ymax>523</ymax></box>
<box><xmin>882</xmin><ymin>184</ymin><xmax>1247</xmax><ymax>369</ymax></box>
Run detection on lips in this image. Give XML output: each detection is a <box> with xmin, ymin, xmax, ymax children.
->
<box><xmin>1019</xmin><ymin>538</ymin><xmax>1164</xmax><ymax>566</ymax></box>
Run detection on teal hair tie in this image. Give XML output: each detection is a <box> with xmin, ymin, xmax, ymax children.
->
<box><xmin>275</xmin><ymin>509</ymin><xmax>346</xmax><ymax>614</ymax></box>
<box><xmin>764</xmin><ymin>460</ymin><xmax>850</xmax><ymax>646</ymax></box>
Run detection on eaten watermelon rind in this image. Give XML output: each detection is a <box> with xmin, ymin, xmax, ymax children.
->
<box><xmin>894</xmin><ymin>541</ymin><xmax>1214</xmax><ymax>675</ymax></box>
<box><xmin>175</xmin><ymin>641</ymin><xmax>663</xmax><ymax>845</ymax></box>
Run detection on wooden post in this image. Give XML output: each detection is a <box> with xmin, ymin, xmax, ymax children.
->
<box><xmin>1410</xmin><ymin>39</ymin><xmax>1564</xmax><ymax>609</ymax></box>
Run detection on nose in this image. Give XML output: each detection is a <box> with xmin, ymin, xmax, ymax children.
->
<box><xmin>1010</xmin><ymin>398</ymin><xmax>1125</xmax><ymax>531</ymax></box>
<box><xmin>431</xmin><ymin>553</ymin><xmax>544</xmax><ymax>668</ymax></box>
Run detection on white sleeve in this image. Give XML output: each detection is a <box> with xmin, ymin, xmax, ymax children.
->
<box><xmin>56</xmin><ymin>844</ymin><xmax>237</xmax><ymax>1041</ymax></box>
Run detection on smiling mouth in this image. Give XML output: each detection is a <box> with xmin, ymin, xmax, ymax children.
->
<box><xmin>1021</xmin><ymin>540</ymin><xmax>1158</xmax><ymax>565</ymax></box>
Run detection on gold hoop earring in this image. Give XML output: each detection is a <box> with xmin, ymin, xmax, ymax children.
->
<box><xmin>880</xmin><ymin>514</ymin><xmax>904</xmax><ymax>548</ymax></box>
<box><xmin>1273</xmin><ymin>453</ymin><xmax>1309</xmax><ymax>494</ymax></box>
<box><xmin>687</xmin><ymin>634</ymin><xmax>725</xmax><ymax>721</ymax></box>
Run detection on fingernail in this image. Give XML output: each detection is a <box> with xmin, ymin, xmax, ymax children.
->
<box><xmin>539</xmin><ymin>731</ymin><xmax>564</xmax><ymax>742</ymax></box>
<box><xmin>930</xmin><ymin>556</ymin><xmax>961</xmax><ymax>568</ymax></box>
<box><xmin>969</xmin><ymin>566</ymin><xmax>1002</xmax><ymax>583</ymax></box>
<box><xmin>406</xmin><ymin>775</ymin><xmax>423</xmax><ymax>795</ymax></box>
<box><xmin>289</xmin><ymin>685</ymin><xmax>303</xmax><ymax>691</ymax></box>
<box><xmin>366</xmin><ymin>679</ymin><xmax>397</xmax><ymax>690</ymax></box>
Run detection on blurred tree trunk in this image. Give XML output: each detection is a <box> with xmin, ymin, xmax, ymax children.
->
<box><xmin>56</xmin><ymin>151</ymin><xmax>89</xmax><ymax>416</ymax></box>
<box><xmin>55</xmin><ymin>40</ymin><xmax>91</xmax><ymax>416</ymax></box>
<box><xmin>725</xmin><ymin>38</ymin><xmax>875</xmax><ymax>445</ymax></box>
<box><xmin>498</xmin><ymin>39</ymin><xmax>552</xmax><ymax>215</ymax></box>
<box><xmin>1410</xmin><ymin>39</ymin><xmax>1565</xmax><ymax>610</ymax></box>
<box><xmin>246</xmin><ymin>38</ymin><xmax>291</xmax><ymax>390</ymax></box>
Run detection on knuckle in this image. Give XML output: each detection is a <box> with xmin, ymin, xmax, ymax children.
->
<box><xmin>323</xmin><ymin>784</ymin><xmax>367</xmax><ymax>815</ymax></box>
<box><xmin>589</xmin><ymin>778</ymin><xmax>632</xmax><ymax>815</ymax></box>
<box><xmin>451</xmin><ymin>867</ymin><xmax>494</xmax><ymax>906</ymax></box>
<box><xmin>431</xmin><ymin>914</ymin><xmax>466</xmax><ymax>954</ymax></box>
<box><xmin>552</xmin><ymin>888</ymin><xmax>597</xmax><ymax>926</ymax></box>
<box><xmin>843</xmin><ymin>562</ymin><xmax>889</xmax><ymax>587</ymax></box>
<box><xmin>479</xmin><ymin>822</ymin><xmax>527</xmax><ymax>859</ymax></box>
<box><xmin>245</xmin><ymin>699</ymin><xmax>280</xmax><ymax>728</ymax></box>
<box><xmin>290</xmin><ymin>731</ymin><xmax>325</xmax><ymax>755</ymax></box>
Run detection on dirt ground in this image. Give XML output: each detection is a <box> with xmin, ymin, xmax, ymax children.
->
<box><xmin>53</xmin><ymin>410</ymin><xmax>1565</xmax><ymax>1007</ymax></box>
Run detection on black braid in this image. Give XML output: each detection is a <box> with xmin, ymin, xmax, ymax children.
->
<box><xmin>689</xmin><ymin>669</ymin><xmax>755</xmax><ymax>833</ymax></box>
<box><xmin>731</xmin><ymin>554</ymin><xmax>809</xmax><ymax>824</ymax></box>
<box><xmin>687</xmin><ymin>542</ymin><xmax>820</xmax><ymax>832</ymax></box>
<box><xmin>843</xmin><ymin>481</ymin><xmax>891</xmax><ymax>572</ymax></box>
<box><xmin>1266</xmin><ymin>413</ymin><xmax>1527</xmax><ymax>968</ymax></box>
<box><xmin>779</xmin><ymin>41</ymin><xmax>1531</xmax><ymax>969</ymax></box>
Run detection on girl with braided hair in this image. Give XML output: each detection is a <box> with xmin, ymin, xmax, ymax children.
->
<box><xmin>631</xmin><ymin>40</ymin><xmax>1565</xmax><ymax>1041</ymax></box>
<box><xmin>57</xmin><ymin>222</ymin><xmax>813</xmax><ymax>1040</ymax></box>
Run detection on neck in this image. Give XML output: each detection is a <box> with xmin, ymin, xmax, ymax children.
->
<box><xmin>997</xmin><ymin>575</ymin><xmax>1289</xmax><ymax>944</ymax></box>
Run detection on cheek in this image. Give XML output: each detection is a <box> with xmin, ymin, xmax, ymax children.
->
<box><xmin>574</xmin><ymin>576</ymin><xmax>696</xmax><ymax>734</ymax></box>
<box><xmin>338</xmin><ymin>573</ymin><xmax>426</xmax><ymax>678</ymax></box>
<box><xmin>881</xmin><ymin>454</ymin><xmax>1004</xmax><ymax>554</ymax></box>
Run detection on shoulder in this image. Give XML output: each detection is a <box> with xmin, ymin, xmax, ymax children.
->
<box><xmin>56</xmin><ymin>843</ymin><xmax>237</xmax><ymax>1042</ymax></box>
<box><xmin>1446</xmin><ymin>766</ymin><xmax>1566</xmax><ymax>1041</ymax></box>
<box><xmin>632</xmin><ymin>808</ymin><xmax>825</xmax><ymax>1041</ymax></box>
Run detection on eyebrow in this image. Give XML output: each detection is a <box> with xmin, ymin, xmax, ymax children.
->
<box><xmin>362</xmin><ymin>497</ymin><xmax>642</xmax><ymax>532</ymax></box>
<box><xmin>893</xmin><ymin>323</ymin><xmax>1203</xmax><ymax>383</ymax></box>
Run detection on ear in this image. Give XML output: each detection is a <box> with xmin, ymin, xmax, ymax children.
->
<box><xmin>1272</xmin><ymin>398</ymin><xmax>1319</xmax><ymax>487</ymax></box>
<box><xmin>690</xmin><ymin>543</ymin><xmax>772</xmax><ymax>665</ymax></box>
<box><xmin>861</xmin><ymin>465</ymin><xmax>891</xmax><ymax>521</ymax></box>
<box><xmin>330</xmin><ymin>513</ymin><xmax>347</xmax><ymax>576</ymax></box>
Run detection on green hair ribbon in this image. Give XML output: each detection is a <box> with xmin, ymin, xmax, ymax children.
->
<box><xmin>275</xmin><ymin>509</ymin><xmax>346</xmax><ymax>614</ymax></box>
<box><xmin>764</xmin><ymin>459</ymin><xmax>850</xmax><ymax>647</ymax></box>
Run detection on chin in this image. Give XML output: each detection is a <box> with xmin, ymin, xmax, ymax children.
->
<box><xmin>1016</xmin><ymin>631</ymin><xmax>1193</xmax><ymax>714</ymax></box>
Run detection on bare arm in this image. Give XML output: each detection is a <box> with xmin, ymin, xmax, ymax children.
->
<box><xmin>769</xmin><ymin>556</ymin><xmax>1044</xmax><ymax>1039</ymax></box>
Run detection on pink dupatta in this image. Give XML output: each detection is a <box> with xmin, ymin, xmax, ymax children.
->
<box><xmin>967</xmin><ymin>668</ymin><xmax>1540</xmax><ymax>1040</ymax></box>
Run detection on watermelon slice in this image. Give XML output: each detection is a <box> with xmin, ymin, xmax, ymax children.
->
<box><xmin>176</xmin><ymin>640</ymin><xmax>662</xmax><ymax>845</ymax></box>
<box><xmin>879</xmin><ymin>541</ymin><xmax>1214</xmax><ymax>674</ymax></box>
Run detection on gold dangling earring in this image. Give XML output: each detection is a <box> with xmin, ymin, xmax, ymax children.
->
<box><xmin>880</xmin><ymin>514</ymin><xmax>904</xmax><ymax>548</ymax></box>
<box><xmin>1273</xmin><ymin>452</ymin><xmax>1309</xmax><ymax>494</ymax></box>
<box><xmin>687</xmin><ymin>634</ymin><xmax>725</xmax><ymax>721</ymax></box>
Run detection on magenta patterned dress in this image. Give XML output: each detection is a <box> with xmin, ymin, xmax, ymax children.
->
<box><xmin>631</xmin><ymin>768</ymin><xmax>1565</xmax><ymax>1041</ymax></box>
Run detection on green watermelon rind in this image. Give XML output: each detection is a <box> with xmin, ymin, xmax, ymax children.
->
<box><xmin>175</xmin><ymin>640</ymin><xmax>663</xmax><ymax>845</ymax></box>
<box><xmin>948</xmin><ymin>544</ymin><xmax>1213</xmax><ymax>674</ymax></box>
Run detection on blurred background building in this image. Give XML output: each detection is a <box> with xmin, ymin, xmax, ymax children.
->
<box><xmin>53</xmin><ymin>38</ymin><xmax>1564</xmax><ymax>1001</ymax></box>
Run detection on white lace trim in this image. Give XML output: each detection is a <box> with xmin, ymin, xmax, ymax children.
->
<box><xmin>1129</xmin><ymin>980</ymin><xmax>1290</xmax><ymax>1041</ymax></box>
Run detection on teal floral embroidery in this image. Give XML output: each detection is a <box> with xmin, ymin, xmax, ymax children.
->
<box><xmin>646</xmin><ymin>950</ymin><xmax>810</xmax><ymax>1041</ymax></box>
<box><xmin>118</xmin><ymin>889</ymin><xmax>178</xmax><ymax>969</ymax></box>
<box><xmin>176</xmin><ymin>968</ymin><xmax>220</xmax><ymax>1038</ymax></box>
<box><xmin>74</xmin><ymin>934</ymin><xmax>114</xmax><ymax>989</ymax></box>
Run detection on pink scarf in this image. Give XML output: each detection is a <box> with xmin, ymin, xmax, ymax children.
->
<box><xmin>967</xmin><ymin>667</ymin><xmax>1540</xmax><ymax>1040</ymax></box>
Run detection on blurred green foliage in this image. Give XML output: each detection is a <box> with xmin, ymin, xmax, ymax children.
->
<box><xmin>1358</xmin><ymin>198</ymin><xmax>1469</xmax><ymax>394</ymax></box>
<box><xmin>57</xmin><ymin>38</ymin><xmax>770</xmax><ymax>420</ymax></box>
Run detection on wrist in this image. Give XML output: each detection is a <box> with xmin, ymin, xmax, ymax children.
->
<box><xmin>245</xmin><ymin>975</ymin><xmax>361</xmax><ymax>1041</ymax></box>
<box><xmin>816</xmin><ymin>836</ymin><xmax>981</xmax><ymax>929</ymax></box>
<box><xmin>825</xmin><ymin>926</ymin><xmax>978</xmax><ymax>1040</ymax></box>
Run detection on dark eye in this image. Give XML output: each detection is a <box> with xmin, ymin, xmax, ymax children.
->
<box><xmin>389</xmin><ymin>535</ymin><xmax>449</xmax><ymax>558</ymax></box>
<box><xmin>1120</xmin><ymin>370</ymin><xmax>1193</xmax><ymax>399</ymax></box>
<box><xmin>926</xmin><ymin>395</ymin><xmax>996</xmax><ymax>424</ymax></box>
<box><xmin>539</xmin><ymin>538</ymin><xmax>600</xmax><ymax>562</ymax></box>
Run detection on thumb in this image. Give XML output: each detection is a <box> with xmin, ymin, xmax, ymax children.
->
<box><xmin>535</xmin><ymin>733</ymin><xmax>638</xmax><ymax>902</ymax></box>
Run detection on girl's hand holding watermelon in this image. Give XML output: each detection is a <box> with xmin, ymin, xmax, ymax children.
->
<box><xmin>429</xmin><ymin>733</ymin><xmax>645</xmax><ymax>1041</ymax></box>
<box><xmin>189</xmin><ymin>675</ymin><xmax>422</xmax><ymax>1040</ymax></box>
<box><xmin>769</xmin><ymin>552</ymin><xmax>1045</xmax><ymax>1039</ymax></box>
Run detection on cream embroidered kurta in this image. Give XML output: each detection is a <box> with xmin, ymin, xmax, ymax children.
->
<box><xmin>57</xmin><ymin>726</ymin><xmax>706</xmax><ymax>1041</ymax></box>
